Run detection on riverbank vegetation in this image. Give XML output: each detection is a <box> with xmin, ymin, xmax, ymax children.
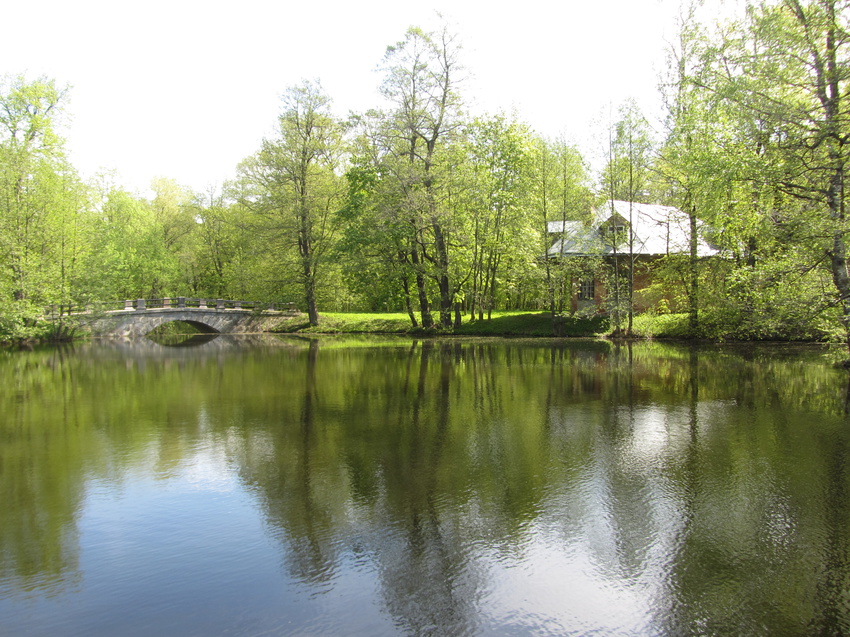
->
<box><xmin>1</xmin><ymin>0</ymin><xmax>847</xmax><ymax>346</ymax></box>
<box><xmin>271</xmin><ymin>311</ymin><xmax>608</xmax><ymax>337</ymax></box>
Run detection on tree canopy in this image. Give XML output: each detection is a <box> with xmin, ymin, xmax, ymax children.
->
<box><xmin>2</xmin><ymin>4</ymin><xmax>849</xmax><ymax>345</ymax></box>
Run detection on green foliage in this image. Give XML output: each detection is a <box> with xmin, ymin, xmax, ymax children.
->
<box><xmin>704</xmin><ymin>260</ymin><xmax>840</xmax><ymax>342</ymax></box>
<box><xmin>0</xmin><ymin>75</ymin><xmax>92</xmax><ymax>340</ymax></box>
<box><xmin>461</xmin><ymin>114</ymin><xmax>540</xmax><ymax>318</ymax></box>
<box><xmin>236</xmin><ymin>81</ymin><xmax>344</xmax><ymax>325</ymax></box>
<box><xmin>334</xmin><ymin>162</ymin><xmax>416</xmax><ymax>312</ymax></box>
<box><xmin>0</xmin><ymin>301</ymin><xmax>50</xmax><ymax>342</ymax></box>
<box><xmin>629</xmin><ymin>312</ymin><xmax>693</xmax><ymax>339</ymax></box>
<box><xmin>600</xmin><ymin>100</ymin><xmax>654</xmax><ymax>204</ymax></box>
<box><xmin>532</xmin><ymin>136</ymin><xmax>595</xmax><ymax>314</ymax></box>
<box><xmin>3</xmin><ymin>11</ymin><xmax>849</xmax><ymax>345</ymax></box>
<box><xmin>658</xmin><ymin>0</ymin><xmax>850</xmax><ymax>344</ymax></box>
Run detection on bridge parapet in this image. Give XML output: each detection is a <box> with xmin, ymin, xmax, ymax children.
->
<box><xmin>121</xmin><ymin>297</ymin><xmax>296</xmax><ymax>312</ymax></box>
<box><xmin>47</xmin><ymin>298</ymin><xmax>296</xmax><ymax>317</ymax></box>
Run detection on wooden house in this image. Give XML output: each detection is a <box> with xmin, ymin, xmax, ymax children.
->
<box><xmin>546</xmin><ymin>200</ymin><xmax>719</xmax><ymax>313</ymax></box>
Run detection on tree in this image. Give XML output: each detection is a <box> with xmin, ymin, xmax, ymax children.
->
<box><xmin>81</xmin><ymin>179</ymin><xmax>192</xmax><ymax>301</ymax></box>
<box><xmin>376</xmin><ymin>25</ymin><xmax>465</xmax><ymax>328</ymax></box>
<box><xmin>672</xmin><ymin>0</ymin><xmax>850</xmax><ymax>345</ymax></box>
<box><xmin>731</xmin><ymin>0</ymin><xmax>850</xmax><ymax>349</ymax></box>
<box><xmin>655</xmin><ymin>2</ymin><xmax>756</xmax><ymax>336</ymax></box>
<box><xmin>239</xmin><ymin>81</ymin><xmax>343</xmax><ymax>326</ymax></box>
<box><xmin>462</xmin><ymin>114</ymin><xmax>536</xmax><ymax>320</ymax></box>
<box><xmin>0</xmin><ymin>75</ymin><xmax>90</xmax><ymax>331</ymax></box>
<box><xmin>337</xmin><ymin>155</ymin><xmax>422</xmax><ymax>320</ymax></box>
<box><xmin>186</xmin><ymin>186</ymin><xmax>247</xmax><ymax>298</ymax></box>
<box><xmin>601</xmin><ymin>100</ymin><xmax>654</xmax><ymax>334</ymax></box>
<box><xmin>533</xmin><ymin>136</ymin><xmax>594</xmax><ymax>316</ymax></box>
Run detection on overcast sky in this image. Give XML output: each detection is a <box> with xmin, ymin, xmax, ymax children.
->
<box><xmin>1</xmin><ymin>0</ymin><xmax>725</xmax><ymax>195</ymax></box>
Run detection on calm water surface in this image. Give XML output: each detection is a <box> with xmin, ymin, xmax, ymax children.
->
<box><xmin>1</xmin><ymin>335</ymin><xmax>849</xmax><ymax>636</ymax></box>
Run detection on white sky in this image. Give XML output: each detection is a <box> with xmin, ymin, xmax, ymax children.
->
<box><xmin>1</xmin><ymin>0</ymin><xmax>717</xmax><ymax>196</ymax></box>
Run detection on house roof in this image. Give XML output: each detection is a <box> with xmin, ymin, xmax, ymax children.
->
<box><xmin>547</xmin><ymin>200</ymin><xmax>719</xmax><ymax>258</ymax></box>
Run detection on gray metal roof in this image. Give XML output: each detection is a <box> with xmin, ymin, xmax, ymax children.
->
<box><xmin>547</xmin><ymin>200</ymin><xmax>719</xmax><ymax>258</ymax></box>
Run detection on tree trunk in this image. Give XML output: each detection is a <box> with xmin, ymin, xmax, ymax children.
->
<box><xmin>299</xmin><ymin>205</ymin><xmax>319</xmax><ymax>326</ymax></box>
<box><xmin>301</xmin><ymin>247</ymin><xmax>318</xmax><ymax>326</ymax></box>
<box><xmin>688</xmin><ymin>203</ymin><xmax>699</xmax><ymax>334</ymax></box>
<box><xmin>611</xmin><ymin>251</ymin><xmax>621</xmax><ymax>335</ymax></box>
<box><xmin>400</xmin><ymin>275</ymin><xmax>418</xmax><ymax>327</ymax></box>
<box><xmin>304</xmin><ymin>265</ymin><xmax>318</xmax><ymax>326</ymax></box>
<box><xmin>411</xmin><ymin>245</ymin><xmax>433</xmax><ymax>328</ymax></box>
<box><xmin>827</xmin><ymin>164</ymin><xmax>850</xmax><ymax>354</ymax></box>
<box><xmin>433</xmin><ymin>222</ymin><xmax>452</xmax><ymax>327</ymax></box>
<box><xmin>829</xmin><ymin>232</ymin><xmax>850</xmax><ymax>354</ymax></box>
<box><xmin>626</xmin><ymin>202</ymin><xmax>635</xmax><ymax>338</ymax></box>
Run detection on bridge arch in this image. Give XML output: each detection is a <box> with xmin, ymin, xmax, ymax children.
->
<box><xmin>144</xmin><ymin>318</ymin><xmax>221</xmax><ymax>336</ymax></box>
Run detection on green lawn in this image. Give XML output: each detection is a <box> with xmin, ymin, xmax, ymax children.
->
<box><xmin>271</xmin><ymin>310</ymin><xmax>609</xmax><ymax>337</ymax></box>
<box><xmin>271</xmin><ymin>310</ymin><xmax>831</xmax><ymax>342</ymax></box>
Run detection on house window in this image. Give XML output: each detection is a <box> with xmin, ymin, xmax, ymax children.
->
<box><xmin>599</xmin><ymin>222</ymin><xmax>628</xmax><ymax>247</ymax></box>
<box><xmin>578</xmin><ymin>278</ymin><xmax>595</xmax><ymax>301</ymax></box>
<box><xmin>608</xmin><ymin>225</ymin><xmax>626</xmax><ymax>242</ymax></box>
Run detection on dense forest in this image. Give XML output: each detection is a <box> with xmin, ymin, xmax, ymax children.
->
<box><xmin>1</xmin><ymin>0</ymin><xmax>848</xmax><ymax>344</ymax></box>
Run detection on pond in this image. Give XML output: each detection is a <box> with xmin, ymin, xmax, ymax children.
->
<box><xmin>1</xmin><ymin>336</ymin><xmax>849</xmax><ymax>636</ymax></box>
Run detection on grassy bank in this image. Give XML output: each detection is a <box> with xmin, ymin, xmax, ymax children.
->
<box><xmin>271</xmin><ymin>311</ymin><xmax>610</xmax><ymax>337</ymax></box>
<box><xmin>270</xmin><ymin>310</ymin><xmax>783</xmax><ymax>340</ymax></box>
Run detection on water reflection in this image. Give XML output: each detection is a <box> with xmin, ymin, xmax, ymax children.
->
<box><xmin>1</xmin><ymin>339</ymin><xmax>849</xmax><ymax>635</ymax></box>
<box><xmin>151</xmin><ymin>333</ymin><xmax>222</xmax><ymax>347</ymax></box>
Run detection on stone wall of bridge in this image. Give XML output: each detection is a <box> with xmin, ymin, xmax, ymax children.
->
<box><xmin>75</xmin><ymin>308</ymin><xmax>293</xmax><ymax>338</ymax></box>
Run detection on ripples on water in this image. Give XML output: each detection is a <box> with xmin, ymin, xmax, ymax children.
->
<box><xmin>1</xmin><ymin>337</ymin><xmax>848</xmax><ymax>635</ymax></box>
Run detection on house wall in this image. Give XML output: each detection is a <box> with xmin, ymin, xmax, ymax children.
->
<box><xmin>569</xmin><ymin>255</ymin><xmax>684</xmax><ymax>315</ymax></box>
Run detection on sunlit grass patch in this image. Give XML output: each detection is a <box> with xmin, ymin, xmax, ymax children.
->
<box><xmin>270</xmin><ymin>310</ymin><xmax>608</xmax><ymax>337</ymax></box>
<box><xmin>274</xmin><ymin>312</ymin><xmax>413</xmax><ymax>334</ymax></box>
<box><xmin>629</xmin><ymin>313</ymin><xmax>694</xmax><ymax>338</ymax></box>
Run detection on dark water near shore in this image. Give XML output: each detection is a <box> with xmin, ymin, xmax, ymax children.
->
<box><xmin>1</xmin><ymin>336</ymin><xmax>849</xmax><ymax>636</ymax></box>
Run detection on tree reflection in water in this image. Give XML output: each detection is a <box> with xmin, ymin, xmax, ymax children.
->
<box><xmin>1</xmin><ymin>338</ymin><xmax>849</xmax><ymax>634</ymax></box>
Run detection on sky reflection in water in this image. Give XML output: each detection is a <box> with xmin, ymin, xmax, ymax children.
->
<box><xmin>1</xmin><ymin>337</ymin><xmax>848</xmax><ymax>636</ymax></box>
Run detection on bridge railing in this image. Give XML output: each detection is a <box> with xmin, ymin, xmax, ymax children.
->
<box><xmin>46</xmin><ymin>298</ymin><xmax>297</xmax><ymax>316</ymax></box>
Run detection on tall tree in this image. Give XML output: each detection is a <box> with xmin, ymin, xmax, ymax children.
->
<box><xmin>376</xmin><ymin>25</ymin><xmax>465</xmax><ymax>328</ymax></box>
<box><xmin>239</xmin><ymin>81</ymin><xmax>343</xmax><ymax>325</ymax></box>
<box><xmin>186</xmin><ymin>186</ymin><xmax>246</xmax><ymax>298</ymax></box>
<box><xmin>601</xmin><ymin>100</ymin><xmax>654</xmax><ymax>334</ymax></box>
<box><xmin>656</xmin><ymin>4</ymin><xmax>737</xmax><ymax>334</ymax></box>
<box><xmin>464</xmin><ymin>114</ymin><xmax>535</xmax><ymax>320</ymax></box>
<box><xmin>0</xmin><ymin>75</ymin><xmax>89</xmax><ymax>326</ymax></box>
<box><xmin>693</xmin><ymin>0</ymin><xmax>850</xmax><ymax>345</ymax></box>
<box><xmin>534</xmin><ymin>136</ymin><xmax>594</xmax><ymax>315</ymax></box>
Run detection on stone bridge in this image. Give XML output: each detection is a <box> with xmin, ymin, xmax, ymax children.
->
<box><xmin>61</xmin><ymin>298</ymin><xmax>299</xmax><ymax>338</ymax></box>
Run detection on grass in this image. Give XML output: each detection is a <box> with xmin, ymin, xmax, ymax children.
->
<box><xmin>455</xmin><ymin>312</ymin><xmax>608</xmax><ymax>337</ymax></box>
<box><xmin>272</xmin><ymin>312</ymin><xmax>413</xmax><ymax>334</ymax></box>
<box><xmin>629</xmin><ymin>312</ymin><xmax>693</xmax><ymax>338</ymax></box>
<box><xmin>271</xmin><ymin>310</ymin><xmax>609</xmax><ymax>337</ymax></box>
<box><xmin>271</xmin><ymin>310</ymin><xmax>837</xmax><ymax>345</ymax></box>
